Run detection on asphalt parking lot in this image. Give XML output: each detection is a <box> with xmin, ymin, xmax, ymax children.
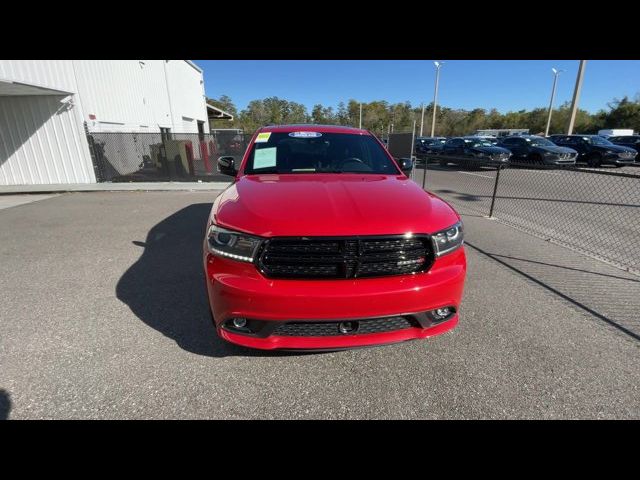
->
<box><xmin>1</xmin><ymin>191</ymin><xmax>639</xmax><ymax>419</ymax></box>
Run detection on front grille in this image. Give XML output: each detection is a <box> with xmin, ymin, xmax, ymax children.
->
<box><xmin>272</xmin><ymin>316</ymin><xmax>416</xmax><ymax>336</ymax></box>
<box><xmin>555</xmin><ymin>153</ymin><xmax>575</xmax><ymax>162</ymax></box>
<box><xmin>258</xmin><ymin>235</ymin><xmax>434</xmax><ymax>279</ymax></box>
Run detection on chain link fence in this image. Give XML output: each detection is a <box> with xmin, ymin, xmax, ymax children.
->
<box><xmin>87</xmin><ymin>131</ymin><xmax>252</xmax><ymax>182</ymax></box>
<box><xmin>412</xmin><ymin>157</ymin><xmax>640</xmax><ymax>275</ymax></box>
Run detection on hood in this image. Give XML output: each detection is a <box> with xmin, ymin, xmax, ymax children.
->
<box><xmin>533</xmin><ymin>145</ymin><xmax>577</xmax><ymax>154</ymax></box>
<box><xmin>212</xmin><ymin>174</ymin><xmax>460</xmax><ymax>237</ymax></box>
<box><xmin>593</xmin><ymin>144</ymin><xmax>637</xmax><ymax>153</ymax></box>
<box><xmin>470</xmin><ymin>146</ymin><xmax>511</xmax><ymax>155</ymax></box>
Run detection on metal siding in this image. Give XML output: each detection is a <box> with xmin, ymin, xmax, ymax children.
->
<box><xmin>165</xmin><ymin>60</ymin><xmax>208</xmax><ymax>133</ymax></box>
<box><xmin>0</xmin><ymin>96</ymin><xmax>95</xmax><ymax>185</ymax></box>
<box><xmin>0</xmin><ymin>60</ymin><xmax>208</xmax><ymax>185</ymax></box>
<box><xmin>74</xmin><ymin>60</ymin><xmax>155</xmax><ymax>131</ymax></box>
<box><xmin>141</xmin><ymin>60</ymin><xmax>172</xmax><ymax>129</ymax></box>
<box><xmin>0</xmin><ymin>60</ymin><xmax>77</xmax><ymax>93</ymax></box>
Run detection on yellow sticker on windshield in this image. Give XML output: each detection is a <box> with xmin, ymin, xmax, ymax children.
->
<box><xmin>255</xmin><ymin>132</ymin><xmax>272</xmax><ymax>143</ymax></box>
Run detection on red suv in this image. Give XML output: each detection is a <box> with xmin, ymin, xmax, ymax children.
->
<box><xmin>204</xmin><ymin>125</ymin><xmax>466</xmax><ymax>350</ymax></box>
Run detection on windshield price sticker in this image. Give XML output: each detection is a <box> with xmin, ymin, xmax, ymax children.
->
<box><xmin>289</xmin><ymin>131</ymin><xmax>322</xmax><ymax>138</ymax></box>
<box><xmin>255</xmin><ymin>132</ymin><xmax>272</xmax><ymax>143</ymax></box>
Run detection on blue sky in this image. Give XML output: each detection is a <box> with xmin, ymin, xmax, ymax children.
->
<box><xmin>193</xmin><ymin>60</ymin><xmax>640</xmax><ymax>114</ymax></box>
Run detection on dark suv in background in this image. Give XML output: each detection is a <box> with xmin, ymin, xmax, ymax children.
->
<box><xmin>499</xmin><ymin>135</ymin><xmax>577</xmax><ymax>167</ymax></box>
<box><xmin>548</xmin><ymin>135</ymin><xmax>637</xmax><ymax>167</ymax></box>
<box><xmin>415</xmin><ymin>137</ymin><xmax>447</xmax><ymax>154</ymax></box>
<box><xmin>608</xmin><ymin>135</ymin><xmax>640</xmax><ymax>153</ymax></box>
<box><xmin>438</xmin><ymin>137</ymin><xmax>511</xmax><ymax>168</ymax></box>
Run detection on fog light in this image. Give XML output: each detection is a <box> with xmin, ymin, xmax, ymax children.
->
<box><xmin>429</xmin><ymin>306</ymin><xmax>455</xmax><ymax>323</ymax></box>
<box><xmin>232</xmin><ymin>318</ymin><xmax>247</xmax><ymax>328</ymax></box>
<box><xmin>338</xmin><ymin>321</ymin><xmax>358</xmax><ymax>334</ymax></box>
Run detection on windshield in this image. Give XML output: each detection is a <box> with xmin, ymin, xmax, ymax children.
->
<box><xmin>588</xmin><ymin>136</ymin><xmax>613</xmax><ymax>146</ymax></box>
<box><xmin>465</xmin><ymin>138</ymin><xmax>494</xmax><ymax>147</ymax></box>
<box><xmin>527</xmin><ymin>137</ymin><xmax>555</xmax><ymax>147</ymax></box>
<box><xmin>244</xmin><ymin>132</ymin><xmax>400</xmax><ymax>174</ymax></box>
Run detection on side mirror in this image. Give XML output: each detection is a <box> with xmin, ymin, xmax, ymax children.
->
<box><xmin>398</xmin><ymin>157</ymin><xmax>414</xmax><ymax>175</ymax></box>
<box><xmin>217</xmin><ymin>156</ymin><xmax>237</xmax><ymax>176</ymax></box>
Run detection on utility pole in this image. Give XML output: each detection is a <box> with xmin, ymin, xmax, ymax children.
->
<box><xmin>359</xmin><ymin>103</ymin><xmax>363</xmax><ymax>129</ymax></box>
<box><xmin>567</xmin><ymin>60</ymin><xmax>587</xmax><ymax>135</ymax></box>
<box><xmin>544</xmin><ymin>68</ymin><xmax>563</xmax><ymax>137</ymax></box>
<box><xmin>430</xmin><ymin>61</ymin><xmax>443</xmax><ymax>137</ymax></box>
<box><xmin>410</xmin><ymin>119</ymin><xmax>417</xmax><ymax>180</ymax></box>
<box><xmin>420</xmin><ymin>102</ymin><xmax>425</xmax><ymax>136</ymax></box>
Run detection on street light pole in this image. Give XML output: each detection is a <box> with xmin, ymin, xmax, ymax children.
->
<box><xmin>359</xmin><ymin>103</ymin><xmax>362</xmax><ymax>129</ymax></box>
<box><xmin>544</xmin><ymin>68</ymin><xmax>563</xmax><ymax>137</ymax></box>
<box><xmin>567</xmin><ymin>60</ymin><xmax>587</xmax><ymax>135</ymax></box>
<box><xmin>420</xmin><ymin>102</ymin><xmax>425</xmax><ymax>136</ymax></box>
<box><xmin>430</xmin><ymin>61</ymin><xmax>443</xmax><ymax>137</ymax></box>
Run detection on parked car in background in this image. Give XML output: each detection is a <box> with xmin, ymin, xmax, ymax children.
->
<box><xmin>474</xmin><ymin>135</ymin><xmax>499</xmax><ymax>145</ymax></box>
<box><xmin>499</xmin><ymin>135</ymin><xmax>577</xmax><ymax>167</ymax></box>
<box><xmin>207</xmin><ymin>124</ymin><xmax>466</xmax><ymax>350</ymax></box>
<box><xmin>415</xmin><ymin>136</ymin><xmax>447</xmax><ymax>154</ymax></box>
<box><xmin>548</xmin><ymin>135</ymin><xmax>637</xmax><ymax>167</ymax></box>
<box><xmin>608</xmin><ymin>135</ymin><xmax>640</xmax><ymax>153</ymax></box>
<box><xmin>598</xmin><ymin>129</ymin><xmax>634</xmax><ymax>138</ymax></box>
<box><xmin>438</xmin><ymin>137</ymin><xmax>511</xmax><ymax>168</ymax></box>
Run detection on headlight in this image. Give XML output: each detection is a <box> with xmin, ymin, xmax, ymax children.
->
<box><xmin>206</xmin><ymin>224</ymin><xmax>262</xmax><ymax>262</ymax></box>
<box><xmin>432</xmin><ymin>221</ymin><xmax>464</xmax><ymax>256</ymax></box>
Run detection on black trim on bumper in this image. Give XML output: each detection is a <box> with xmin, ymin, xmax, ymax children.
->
<box><xmin>221</xmin><ymin>309</ymin><xmax>457</xmax><ymax>338</ymax></box>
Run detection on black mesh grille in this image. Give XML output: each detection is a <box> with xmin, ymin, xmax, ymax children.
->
<box><xmin>258</xmin><ymin>235</ymin><xmax>434</xmax><ymax>279</ymax></box>
<box><xmin>272</xmin><ymin>316</ymin><xmax>416</xmax><ymax>337</ymax></box>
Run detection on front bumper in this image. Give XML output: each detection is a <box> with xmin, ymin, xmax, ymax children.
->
<box><xmin>543</xmin><ymin>154</ymin><xmax>577</xmax><ymax>165</ymax></box>
<box><xmin>603</xmin><ymin>153</ymin><xmax>636</xmax><ymax>165</ymax></box>
<box><xmin>204</xmin><ymin>247</ymin><xmax>466</xmax><ymax>350</ymax></box>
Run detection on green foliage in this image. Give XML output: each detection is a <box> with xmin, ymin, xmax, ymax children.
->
<box><xmin>207</xmin><ymin>94</ymin><xmax>640</xmax><ymax>136</ymax></box>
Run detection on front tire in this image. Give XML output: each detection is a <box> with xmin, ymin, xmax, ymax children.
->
<box><xmin>528</xmin><ymin>153</ymin><xmax>543</xmax><ymax>166</ymax></box>
<box><xmin>587</xmin><ymin>153</ymin><xmax>602</xmax><ymax>168</ymax></box>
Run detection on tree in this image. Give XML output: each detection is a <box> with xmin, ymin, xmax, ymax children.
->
<box><xmin>207</xmin><ymin>95</ymin><xmax>239</xmax><ymax>129</ymax></box>
<box><xmin>311</xmin><ymin>104</ymin><xmax>336</xmax><ymax>124</ymax></box>
<box><xmin>336</xmin><ymin>102</ymin><xmax>349</xmax><ymax>125</ymax></box>
<box><xmin>599</xmin><ymin>96</ymin><xmax>640</xmax><ymax>132</ymax></box>
<box><xmin>218</xmin><ymin>91</ymin><xmax>640</xmax><ymax>137</ymax></box>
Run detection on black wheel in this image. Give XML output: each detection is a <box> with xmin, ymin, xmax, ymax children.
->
<box><xmin>587</xmin><ymin>153</ymin><xmax>602</xmax><ymax>168</ymax></box>
<box><xmin>439</xmin><ymin>159</ymin><xmax>448</xmax><ymax>167</ymax></box>
<box><xmin>528</xmin><ymin>153</ymin><xmax>543</xmax><ymax>166</ymax></box>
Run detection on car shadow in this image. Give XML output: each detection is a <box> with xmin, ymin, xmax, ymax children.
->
<box><xmin>465</xmin><ymin>241</ymin><xmax>640</xmax><ymax>342</ymax></box>
<box><xmin>0</xmin><ymin>389</ymin><xmax>11</xmax><ymax>420</ymax></box>
<box><xmin>116</xmin><ymin>203</ymin><xmax>315</xmax><ymax>358</ymax></box>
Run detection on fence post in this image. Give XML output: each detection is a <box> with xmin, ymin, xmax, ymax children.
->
<box><xmin>488</xmin><ymin>165</ymin><xmax>502</xmax><ymax>218</ymax></box>
<box><xmin>84</xmin><ymin>122</ymin><xmax>102</xmax><ymax>182</ymax></box>
<box><xmin>422</xmin><ymin>155</ymin><xmax>428</xmax><ymax>189</ymax></box>
<box><xmin>410</xmin><ymin>120</ymin><xmax>416</xmax><ymax>180</ymax></box>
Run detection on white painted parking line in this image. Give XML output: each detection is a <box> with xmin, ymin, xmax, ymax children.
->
<box><xmin>0</xmin><ymin>194</ymin><xmax>60</xmax><ymax>211</ymax></box>
<box><xmin>458</xmin><ymin>171</ymin><xmax>494</xmax><ymax>179</ymax></box>
<box><xmin>523</xmin><ymin>170</ymin><xmax>564</xmax><ymax>176</ymax></box>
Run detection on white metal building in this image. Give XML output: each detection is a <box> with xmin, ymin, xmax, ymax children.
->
<box><xmin>0</xmin><ymin>60</ymin><xmax>221</xmax><ymax>185</ymax></box>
